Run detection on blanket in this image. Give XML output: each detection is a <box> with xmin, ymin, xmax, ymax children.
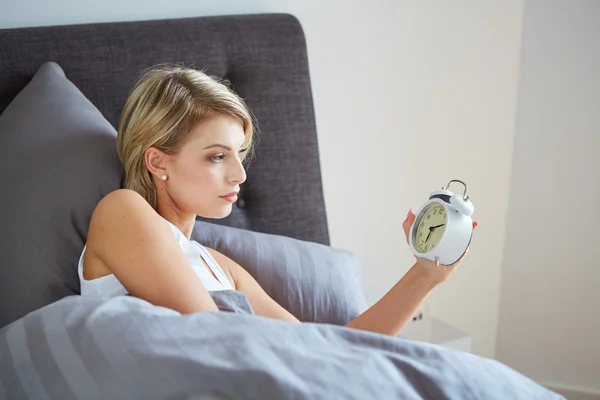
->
<box><xmin>0</xmin><ymin>290</ymin><xmax>564</xmax><ymax>400</ymax></box>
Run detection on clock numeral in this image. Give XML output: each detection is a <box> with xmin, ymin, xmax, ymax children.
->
<box><xmin>427</xmin><ymin>215</ymin><xmax>431</xmax><ymax>220</ymax></box>
<box><xmin>424</xmin><ymin>244</ymin><xmax>429</xmax><ymax>251</ymax></box>
<box><xmin>433</xmin><ymin>209</ymin><xmax>438</xmax><ymax>215</ymax></box>
<box><xmin>420</xmin><ymin>222</ymin><xmax>424</xmax><ymax>228</ymax></box>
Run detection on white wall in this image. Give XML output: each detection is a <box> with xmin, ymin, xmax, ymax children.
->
<box><xmin>380</xmin><ymin>2</ymin><xmax>523</xmax><ymax>360</ymax></box>
<box><xmin>0</xmin><ymin>1</ymin><xmax>524</xmax><ymax>358</ymax></box>
<box><xmin>496</xmin><ymin>0</ymin><xmax>600</xmax><ymax>392</ymax></box>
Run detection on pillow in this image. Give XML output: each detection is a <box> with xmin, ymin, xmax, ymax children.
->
<box><xmin>192</xmin><ymin>221</ymin><xmax>369</xmax><ymax>325</ymax></box>
<box><xmin>0</xmin><ymin>62</ymin><xmax>123</xmax><ymax>328</ymax></box>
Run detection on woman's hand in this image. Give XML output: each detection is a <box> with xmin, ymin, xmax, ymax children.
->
<box><xmin>402</xmin><ymin>209</ymin><xmax>478</xmax><ymax>285</ymax></box>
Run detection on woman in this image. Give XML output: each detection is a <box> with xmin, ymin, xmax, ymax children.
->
<box><xmin>79</xmin><ymin>65</ymin><xmax>478</xmax><ymax>337</ymax></box>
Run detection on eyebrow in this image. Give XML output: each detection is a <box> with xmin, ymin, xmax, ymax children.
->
<box><xmin>203</xmin><ymin>144</ymin><xmax>248</xmax><ymax>152</ymax></box>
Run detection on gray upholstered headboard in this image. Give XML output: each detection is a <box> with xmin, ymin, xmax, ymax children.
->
<box><xmin>0</xmin><ymin>13</ymin><xmax>330</xmax><ymax>245</ymax></box>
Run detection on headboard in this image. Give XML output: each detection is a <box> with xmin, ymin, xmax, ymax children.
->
<box><xmin>0</xmin><ymin>13</ymin><xmax>330</xmax><ymax>245</ymax></box>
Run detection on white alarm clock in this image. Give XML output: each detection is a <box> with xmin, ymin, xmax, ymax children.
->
<box><xmin>408</xmin><ymin>179</ymin><xmax>475</xmax><ymax>266</ymax></box>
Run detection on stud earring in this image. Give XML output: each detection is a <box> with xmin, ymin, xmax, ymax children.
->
<box><xmin>161</xmin><ymin>175</ymin><xmax>167</xmax><ymax>181</ymax></box>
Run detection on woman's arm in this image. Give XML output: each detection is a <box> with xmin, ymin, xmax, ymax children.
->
<box><xmin>204</xmin><ymin>209</ymin><xmax>476</xmax><ymax>330</ymax></box>
<box><xmin>216</xmin><ymin>250</ymin><xmax>439</xmax><ymax>333</ymax></box>
<box><xmin>86</xmin><ymin>189</ymin><xmax>219</xmax><ymax>314</ymax></box>
<box><xmin>345</xmin><ymin>209</ymin><xmax>477</xmax><ymax>336</ymax></box>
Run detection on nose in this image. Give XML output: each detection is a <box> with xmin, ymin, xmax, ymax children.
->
<box><xmin>228</xmin><ymin>157</ymin><xmax>247</xmax><ymax>185</ymax></box>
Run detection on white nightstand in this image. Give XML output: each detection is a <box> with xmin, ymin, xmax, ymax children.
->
<box><xmin>397</xmin><ymin>317</ymin><xmax>472</xmax><ymax>353</ymax></box>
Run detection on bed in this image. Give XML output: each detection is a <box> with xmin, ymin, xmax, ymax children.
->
<box><xmin>0</xmin><ymin>13</ymin><xmax>563</xmax><ymax>399</ymax></box>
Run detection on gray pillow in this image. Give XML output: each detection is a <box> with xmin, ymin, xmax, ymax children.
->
<box><xmin>192</xmin><ymin>221</ymin><xmax>369</xmax><ymax>325</ymax></box>
<box><xmin>0</xmin><ymin>62</ymin><xmax>123</xmax><ymax>328</ymax></box>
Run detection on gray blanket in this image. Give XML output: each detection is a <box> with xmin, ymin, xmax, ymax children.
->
<box><xmin>0</xmin><ymin>290</ymin><xmax>564</xmax><ymax>400</ymax></box>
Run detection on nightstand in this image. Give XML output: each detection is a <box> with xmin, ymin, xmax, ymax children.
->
<box><xmin>397</xmin><ymin>317</ymin><xmax>472</xmax><ymax>352</ymax></box>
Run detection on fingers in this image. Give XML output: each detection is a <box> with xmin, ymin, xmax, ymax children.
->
<box><xmin>402</xmin><ymin>209</ymin><xmax>413</xmax><ymax>227</ymax></box>
<box><xmin>403</xmin><ymin>209</ymin><xmax>415</xmax><ymax>243</ymax></box>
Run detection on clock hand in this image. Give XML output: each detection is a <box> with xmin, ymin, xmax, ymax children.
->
<box><xmin>425</xmin><ymin>224</ymin><xmax>445</xmax><ymax>244</ymax></box>
<box><xmin>425</xmin><ymin>226</ymin><xmax>434</xmax><ymax>243</ymax></box>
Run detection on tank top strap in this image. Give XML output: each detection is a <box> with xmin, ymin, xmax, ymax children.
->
<box><xmin>159</xmin><ymin>215</ymin><xmax>185</xmax><ymax>240</ymax></box>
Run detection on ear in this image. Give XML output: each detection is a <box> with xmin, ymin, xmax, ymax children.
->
<box><xmin>144</xmin><ymin>147</ymin><xmax>168</xmax><ymax>180</ymax></box>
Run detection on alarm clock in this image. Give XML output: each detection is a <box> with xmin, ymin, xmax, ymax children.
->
<box><xmin>408</xmin><ymin>179</ymin><xmax>475</xmax><ymax>266</ymax></box>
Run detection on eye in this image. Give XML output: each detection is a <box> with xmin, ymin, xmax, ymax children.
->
<box><xmin>210</xmin><ymin>154</ymin><xmax>225</xmax><ymax>163</ymax></box>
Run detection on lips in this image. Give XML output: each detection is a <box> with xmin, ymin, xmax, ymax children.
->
<box><xmin>219</xmin><ymin>192</ymin><xmax>238</xmax><ymax>202</ymax></box>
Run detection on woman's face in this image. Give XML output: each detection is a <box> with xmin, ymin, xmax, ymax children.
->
<box><xmin>159</xmin><ymin>114</ymin><xmax>248</xmax><ymax>219</ymax></box>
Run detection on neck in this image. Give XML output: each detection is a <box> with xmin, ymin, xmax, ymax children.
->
<box><xmin>155</xmin><ymin>205</ymin><xmax>196</xmax><ymax>239</ymax></box>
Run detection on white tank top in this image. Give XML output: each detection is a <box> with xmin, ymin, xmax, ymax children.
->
<box><xmin>78</xmin><ymin>217</ymin><xmax>234</xmax><ymax>297</ymax></box>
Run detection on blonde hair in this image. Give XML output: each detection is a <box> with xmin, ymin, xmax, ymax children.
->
<box><xmin>117</xmin><ymin>65</ymin><xmax>254</xmax><ymax>208</ymax></box>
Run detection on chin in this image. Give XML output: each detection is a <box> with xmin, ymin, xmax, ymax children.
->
<box><xmin>198</xmin><ymin>205</ymin><xmax>233</xmax><ymax>220</ymax></box>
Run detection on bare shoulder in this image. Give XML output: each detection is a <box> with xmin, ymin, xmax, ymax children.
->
<box><xmin>92</xmin><ymin>188</ymin><xmax>153</xmax><ymax>218</ymax></box>
<box><xmin>86</xmin><ymin>189</ymin><xmax>172</xmax><ymax>261</ymax></box>
<box><xmin>83</xmin><ymin>190</ymin><xmax>154</xmax><ymax>278</ymax></box>
<box><xmin>89</xmin><ymin>189</ymin><xmax>161</xmax><ymax>230</ymax></box>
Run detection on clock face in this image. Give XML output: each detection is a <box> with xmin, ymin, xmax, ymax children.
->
<box><xmin>413</xmin><ymin>203</ymin><xmax>447</xmax><ymax>253</ymax></box>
